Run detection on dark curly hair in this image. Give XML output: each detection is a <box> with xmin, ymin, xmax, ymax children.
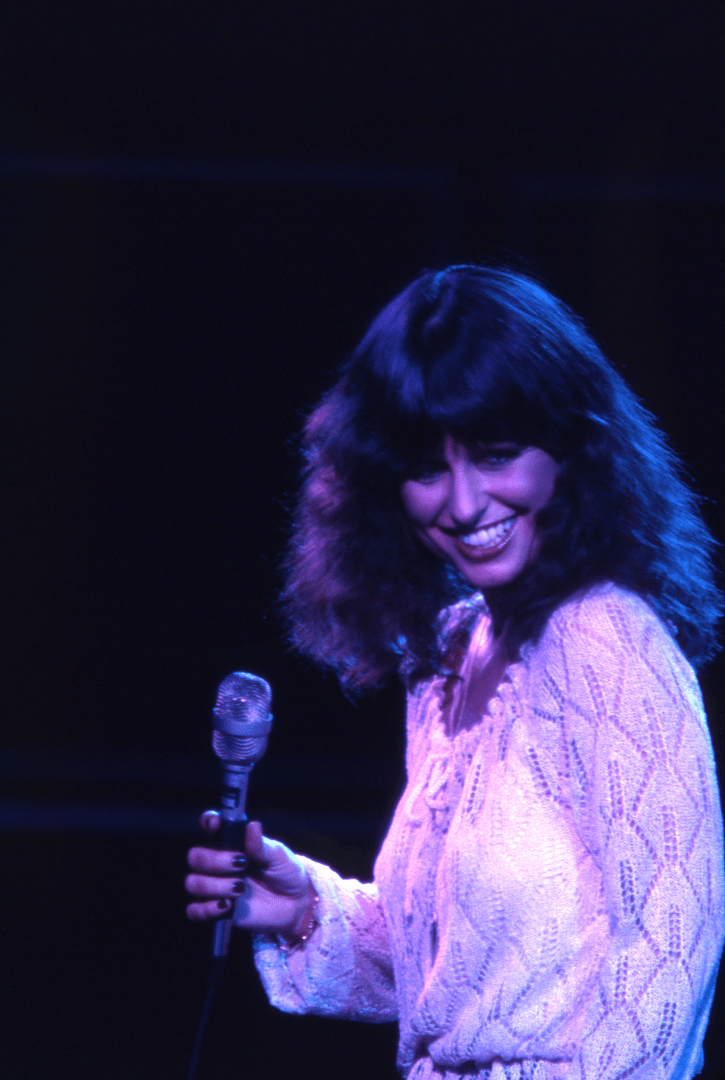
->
<box><xmin>281</xmin><ymin>265</ymin><xmax>722</xmax><ymax>692</ymax></box>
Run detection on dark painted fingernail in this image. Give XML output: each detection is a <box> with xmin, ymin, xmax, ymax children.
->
<box><xmin>217</xmin><ymin>899</ymin><xmax>230</xmax><ymax>910</ymax></box>
<box><xmin>232</xmin><ymin>880</ymin><xmax>245</xmax><ymax>893</ymax></box>
<box><xmin>231</xmin><ymin>855</ymin><xmax>247</xmax><ymax>870</ymax></box>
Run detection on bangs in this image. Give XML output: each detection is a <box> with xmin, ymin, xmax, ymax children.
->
<box><xmin>339</xmin><ymin>264</ymin><xmax>609</xmax><ymax>485</ymax></box>
<box><xmin>378</xmin><ymin>335</ymin><xmax>567</xmax><ymax>477</ymax></box>
<box><xmin>426</xmin><ymin>343</ymin><xmax>555</xmax><ymax>449</ymax></box>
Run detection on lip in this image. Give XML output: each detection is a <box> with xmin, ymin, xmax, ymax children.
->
<box><xmin>451</xmin><ymin>515</ymin><xmax>518</xmax><ymax>561</ymax></box>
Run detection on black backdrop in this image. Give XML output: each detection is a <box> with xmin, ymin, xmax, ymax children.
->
<box><xmin>3</xmin><ymin>3</ymin><xmax>725</xmax><ymax>1078</ymax></box>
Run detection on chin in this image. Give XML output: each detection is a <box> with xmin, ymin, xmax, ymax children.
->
<box><xmin>455</xmin><ymin>552</ymin><xmax>530</xmax><ymax>591</ymax></box>
<box><xmin>465</xmin><ymin>570</ymin><xmax>521</xmax><ymax>591</ymax></box>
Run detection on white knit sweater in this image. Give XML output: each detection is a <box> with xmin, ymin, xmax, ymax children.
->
<box><xmin>253</xmin><ymin>585</ymin><xmax>724</xmax><ymax>1080</ymax></box>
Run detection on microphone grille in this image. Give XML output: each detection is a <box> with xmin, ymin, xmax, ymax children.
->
<box><xmin>212</xmin><ymin>672</ymin><xmax>272</xmax><ymax>765</ymax></box>
<box><xmin>217</xmin><ymin>669</ymin><xmax>273</xmax><ymax>721</ymax></box>
<box><xmin>214</xmin><ymin>671</ymin><xmax>271</xmax><ymax>724</ymax></box>
<box><xmin>211</xmin><ymin>729</ymin><xmax>268</xmax><ymax>762</ymax></box>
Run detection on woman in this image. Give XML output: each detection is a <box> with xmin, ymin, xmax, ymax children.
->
<box><xmin>186</xmin><ymin>266</ymin><xmax>724</xmax><ymax>1079</ymax></box>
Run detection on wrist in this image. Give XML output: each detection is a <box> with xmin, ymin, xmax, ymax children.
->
<box><xmin>281</xmin><ymin>883</ymin><xmax>319</xmax><ymax>946</ymax></box>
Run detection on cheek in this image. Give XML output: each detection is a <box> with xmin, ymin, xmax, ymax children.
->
<box><xmin>516</xmin><ymin>453</ymin><xmax>559</xmax><ymax>509</ymax></box>
<box><xmin>400</xmin><ymin>482</ymin><xmax>440</xmax><ymax>526</ymax></box>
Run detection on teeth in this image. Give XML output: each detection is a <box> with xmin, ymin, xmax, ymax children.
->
<box><xmin>459</xmin><ymin>516</ymin><xmax>515</xmax><ymax>547</ymax></box>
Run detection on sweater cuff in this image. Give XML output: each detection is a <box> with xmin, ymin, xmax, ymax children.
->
<box><xmin>251</xmin><ymin>857</ymin><xmax>361</xmax><ymax>1016</ymax></box>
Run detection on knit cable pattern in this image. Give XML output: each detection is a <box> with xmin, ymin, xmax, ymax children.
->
<box><xmin>254</xmin><ymin>586</ymin><xmax>724</xmax><ymax>1080</ymax></box>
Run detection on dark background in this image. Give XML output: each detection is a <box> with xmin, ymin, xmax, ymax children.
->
<box><xmin>3</xmin><ymin>2</ymin><xmax>725</xmax><ymax>1077</ymax></box>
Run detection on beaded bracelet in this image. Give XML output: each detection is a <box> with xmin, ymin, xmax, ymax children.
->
<box><xmin>279</xmin><ymin>889</ymin><xmax>320</xmax><ymax>951</ymax></box>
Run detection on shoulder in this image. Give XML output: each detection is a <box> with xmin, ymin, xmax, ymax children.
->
<box><xmin>520</xmin><ymin>583</ymin><xmax>705</xmax><ymax>742</ymax></box>
<box><xmin>537</xmin><ymin>583</ymin><xmax>684</xmax><ymax>674</ymax></box>
<box><xmin>510</xmin><ymin>587</ymin><xmax>715</xmax><ymax>856</ymax></box>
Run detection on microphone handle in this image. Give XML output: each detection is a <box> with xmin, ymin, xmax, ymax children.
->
<box><xmin>212</xmin><ymin>762</ymin><xmax>253</xmax><ymax>959</ymax></box>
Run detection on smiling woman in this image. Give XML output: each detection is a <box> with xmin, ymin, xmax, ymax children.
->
<box><xmin>280</xmin><ymin>265</ymin><xmax>722</xmax><ymax>686</ymax></box>
<box><xmin>186</xmin><ymin>266</ymin><xmax>725</xmax><ymax>1080</ymax></box>
<box><xmin>400</xmin><ymin>439</ymin><xmax>558</xmax><ymax>591</ymax></box>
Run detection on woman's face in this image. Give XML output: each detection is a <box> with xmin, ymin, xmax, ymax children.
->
<box><xmin>400</xmin><ymin>435</ymin><xmax>558</xmax><ymax>591</ymax></box>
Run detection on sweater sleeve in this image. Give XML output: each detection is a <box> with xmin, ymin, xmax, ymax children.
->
<box><xmin>526</xmin><ymin>587</ymin><xmax>725</xmax><ymax>1080</ymax></box>
<box><xmin>252</xmin><ymin>855</ymin><xmax>398</xmax><ymax>1022</ymax></box>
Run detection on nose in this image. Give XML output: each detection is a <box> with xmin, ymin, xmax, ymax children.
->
<box><xmin>447</xmin><ymin>460</ymin><xmax>488</xmax><ymax>527</ymax></box>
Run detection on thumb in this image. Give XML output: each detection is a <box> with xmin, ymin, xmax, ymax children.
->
<box><xmin>245</xmin><ymin>820</ymin><xmax>267</xmax><ymax>865</ymax></box>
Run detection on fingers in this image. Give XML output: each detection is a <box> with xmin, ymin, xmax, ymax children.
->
<box><xmin>187</xmin><ymin>811</ymin><xmax>254</xmax><ymax>923</ymax></box>
<box><xmin>185</xmin><ymin>816</ymin><xmax>306</xmax><ymax>927</ymax></box>
<box><xmin>186</xmin><ymin>820</ymin><xmax>249</xmax><ymax>918</ymax></box>
<box><xmin>187</xmin><ymin>846</ymin><xmax>247</xmax><ymax>874</ymax></box>
<box><xmin>196</xmin><ymin>812</ymin><xmax>265</xmax><ymax>865</ymax></box>
<box><xmin>185</xmin><ymin>870</ymin><xmax>246</xmax><ymax>899</ymax></box>
<box><xmin>200</xmin><ymin>809</ymin><xmax>221</xmax><ymax>834</ymax></box>
<box><xmin>187</xmin><ymin>897</ymin><xmax>235</xmax><ymax>922</ymax></box>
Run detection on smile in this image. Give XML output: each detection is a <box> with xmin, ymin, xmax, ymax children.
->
<box><xmin>452</xmin><ymin>515</ymin><xmax>517</xmax><ymax>559</ymax></box>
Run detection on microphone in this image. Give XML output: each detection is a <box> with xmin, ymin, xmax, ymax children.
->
<box><xmin>210</xmin><ymin>671</ymin><xmax>272</xmax><ymax>959</ymax></box>
<box><xmin>187</xmin><ymin>672</ymin><xmax>273</xmax><ymax>1080</ymax></box>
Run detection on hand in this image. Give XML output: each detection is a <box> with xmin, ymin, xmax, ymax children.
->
<box><xmin>185</xmin><ymin>811</ymin><xmax>315</xmax><ymax>938</ymax></box>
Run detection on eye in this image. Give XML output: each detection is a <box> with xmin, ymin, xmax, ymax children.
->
<box><xmin>469</xmin><ymin>443</ymin><xmax>523</xmax><ymax>467</ymax></box>
<box><xmin>406</xmin><ymin>460</ymin><xmax>447</xmax><ymax>483</ymax></box>
<box><xmin>408</xmin><ymin>469</ymin><xmax>445</xmax><ymax>484</ymax></box>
